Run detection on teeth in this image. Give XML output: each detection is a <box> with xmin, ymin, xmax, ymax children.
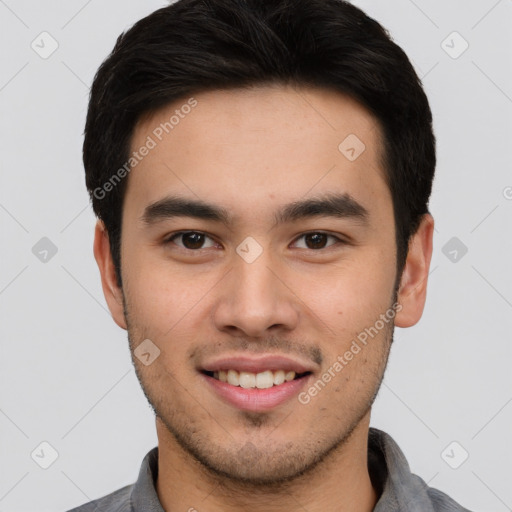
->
<box><xmin>273</xmin><ymin>370</ymin><xmax>285</xmax><ymax>385</ymax></box>
<box><xmin>239</xmin><ymin>371</ymin><xmax>256</xmax><ymax>388</ymax></box>
<box><xmin>256</xmin><ymin>370</ymin><xmax>274</xmax><ymax>389</ymax></box>
<box><xmin>211</xmin><ymin>369</ymin><xmax>299</xmax><ymax>389</ymax></box>
<box><xmin>285</xmin><ymin>371</ymin><xmax>295</xmax><ymax>382</ymax></box>
<box><xmin>227</xmin><ymin>369</ymin><xmax>239</xmax><ymax>386</ymax></box>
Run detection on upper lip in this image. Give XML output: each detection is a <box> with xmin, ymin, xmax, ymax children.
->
<box><xmin>200</xmin><ymin>354</ymin><xmax>317</xmax><ymax>375</ymax></box>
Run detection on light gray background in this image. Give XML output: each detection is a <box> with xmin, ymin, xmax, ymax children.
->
<box><xmin>1</xmin><ymin>1</ymin><xmax>511</xmax><ymax>511</ymax></box>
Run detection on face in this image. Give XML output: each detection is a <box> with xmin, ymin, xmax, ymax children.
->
<box><xmin>95</xmin><ymin>85</ymin><xmax>432</xmax><ymax>485</ymax></box>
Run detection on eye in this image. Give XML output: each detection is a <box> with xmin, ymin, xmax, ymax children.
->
<box><xmin>291</xmin><ymin>232</ymin><xmax>342</xmax><ymax>250</ymax></box>
<box><xmin>165</xmin><ymin>231</ymin><xmax>345</xmax><ymax>252</ymax></box>
<box><xmin>166</xmin><ymin>231</ymin><xmax>218</xmax><ymax>250</ymax></box>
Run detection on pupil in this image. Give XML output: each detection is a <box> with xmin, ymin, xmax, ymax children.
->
<box><xmin>306</xmin><ymin>233</ymin><xmax>327</xmax><ymax>249</ymax></box>
<box><xmin>183</xmin><ymin>232</ymin><xmax>204</xmax><ymax>249</ymax></box>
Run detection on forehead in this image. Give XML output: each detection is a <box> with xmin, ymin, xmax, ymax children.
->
<box><xmin>126</xmin><ymin>85</ymin><xmax>390</xmax><ymax>223</ymax></box>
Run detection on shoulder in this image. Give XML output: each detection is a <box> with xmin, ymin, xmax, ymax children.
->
<box><xmin>369</xmin><ymin>428</ymin><xmax>473</xmax><ymax>512</ymax></box>
<box><xmin>66</xmin><ymin>484</ymin><xmax>133</xmax><ymax>512</ymax></box>
<box><xmin>426</xmin><ymin>482</ymin><xmax>474</xmax><ymax>512</ymax></box>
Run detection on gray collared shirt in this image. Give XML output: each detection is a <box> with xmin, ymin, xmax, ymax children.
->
<box><xmin>67</xmin><ymin>428</ymin><xmax>472</xmax><ymax>511</ymax></box>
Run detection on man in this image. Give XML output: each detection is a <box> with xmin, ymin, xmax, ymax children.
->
<box><xmin>69</xmin><ymin>0</ymin><xmax>472</xmax><ymax>510</ymax></box>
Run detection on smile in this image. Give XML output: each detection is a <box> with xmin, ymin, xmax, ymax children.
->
<box><xmin>206</xmin><ymin>369</ymin><xmax>310</xmax><ymax>389</ymax></box>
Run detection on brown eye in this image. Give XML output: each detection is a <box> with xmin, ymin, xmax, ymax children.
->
<box><xmin>168</xmin><ymin>231</ymin><xmax>216</xmax><ymax>250</ymax></box>
<box><xmin>293</xmin><ymin>232</ymin><xmax>340</xmax><ymax>250</ymax></box>
<box><xmin>304</xmin><ymin>233</ymin><xmax>328</xmax><ymax>249</ymax></box>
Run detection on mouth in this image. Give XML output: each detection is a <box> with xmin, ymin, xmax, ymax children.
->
<box><xmin>202</xmin><ymin>369</ymin><xmax>312</xmax><ymax>389</ymax></box>
<box><xmin>199</xmin><ymin>355</ymin><xmax>316</xmax><ymax>412</ymax></box>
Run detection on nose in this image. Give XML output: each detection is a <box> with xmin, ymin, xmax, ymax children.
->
<box><xmin>212</xmin><ymin>250</ymin><xmax>300</xmax><ymax>338</ymax></box>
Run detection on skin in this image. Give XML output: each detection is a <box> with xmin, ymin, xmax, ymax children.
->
<box><xmin>94</xmin><ymin>84</ymin><xmax>433</xmax><ymax>512</ymax></box>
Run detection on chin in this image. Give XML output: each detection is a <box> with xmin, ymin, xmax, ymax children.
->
<box><xmin>198</xmin><ymin>452</ymin><xmax>313</xmax><ymax>487</ymax></box>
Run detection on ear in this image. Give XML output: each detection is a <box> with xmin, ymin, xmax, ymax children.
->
<box><xmin>93</xmin><ymin>220</ymin><xmax>127</xmax><ymax>330</ymax></box>
<box><xmin>394</xmin><ymin>213</ymin><xmax>434</xmax><ymax>328</ymax></box>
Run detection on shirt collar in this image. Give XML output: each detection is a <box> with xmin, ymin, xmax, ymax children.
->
<box><xmin>369</xmin><ymin>428</ymin><xmax>437</xmax><ymax>511</ymax></box>
<box><xmin>130</xmin><ymin>446</ymin><xmax>164</xmax><ymax>512</ymax></box>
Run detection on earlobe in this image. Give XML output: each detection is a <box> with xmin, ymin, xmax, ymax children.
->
<box><xmin>394</xmin><ymin>214</ymin><xmax>434</xmax><ymax>328</ymax></box>
<box><xmin>93</xmin><ymin>220</ymin><xmax>127</xmax><ymax>330</ymax></box>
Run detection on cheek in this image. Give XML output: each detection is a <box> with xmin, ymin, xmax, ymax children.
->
<box><xmin>296</xmin><ymin>252</ymin><xmax>396</xmax><ymax>333</ymax></box>
<box><xmin>122</xmin><ymin>243</ymin><xmax>214</xmax><ymax>329</ymax></box>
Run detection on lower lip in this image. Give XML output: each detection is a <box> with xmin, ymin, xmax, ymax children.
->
<box><xmin>201</xmin><ymin>373</ymin><xmax>311</xmax><ymax>412</ymax></box>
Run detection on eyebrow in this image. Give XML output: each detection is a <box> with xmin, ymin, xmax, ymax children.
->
<box><xmin>141</xmin><ymin>193</ymin><xmax>369</xmax><ymax>228</ymax></box>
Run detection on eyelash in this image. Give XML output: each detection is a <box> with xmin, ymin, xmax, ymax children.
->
<box><xmin>164</xmin><ymin>230</ymin><xmax>346</xmax><ymax>251</ymax></box>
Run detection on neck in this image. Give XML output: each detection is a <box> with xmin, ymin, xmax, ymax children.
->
<box><xmin>155</xmin><ymin>414</ymin><xmax>378</xmax><ymax>512</ymax></box>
